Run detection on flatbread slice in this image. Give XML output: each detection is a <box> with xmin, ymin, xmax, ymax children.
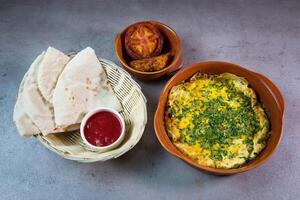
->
<box><xmin>13</xmin><ymin>53</ymin><xmax>44</xmax><ymax>137</ymax></box>
<box><xmin>53</xmin><ymin>47</ymin><xmax>122</xmax><ymax>129</ymax></box>
<box><xmin>21</xmin><ymin>52</ymin><xmax>69</xmax><ymax>136</ymax></box>
<box><xmin>37</xmin><ymin>47</ymin><xmax>70</xmax><ymax>103</ymax></box>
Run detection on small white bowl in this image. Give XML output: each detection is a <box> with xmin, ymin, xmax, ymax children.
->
<box><xmin>80</xmin><ymin>107</ymin><xmax>125</xmax><ymax>153</ymax></box>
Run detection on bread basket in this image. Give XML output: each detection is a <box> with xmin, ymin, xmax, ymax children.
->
<box><xmin>35</xmin><ymin>58</ymin><xmax>147</xmax><ymax>162</ymax></box>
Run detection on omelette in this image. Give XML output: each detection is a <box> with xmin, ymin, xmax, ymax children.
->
<box><xmin>165</xmin><ymin>73</ymin><xmax>270</xmax><ymax>169</ymax></box>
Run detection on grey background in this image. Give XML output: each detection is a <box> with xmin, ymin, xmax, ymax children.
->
<box><xmin>0</xmin><ymin>0</ymin><xmax>299</xmax><ymax>199</ymax></box>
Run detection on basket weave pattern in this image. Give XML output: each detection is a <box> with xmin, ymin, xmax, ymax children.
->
<box><xmin>35</xmin><ymin>58</ymin><xmax>147</xmax><ymax>162</ymax></box>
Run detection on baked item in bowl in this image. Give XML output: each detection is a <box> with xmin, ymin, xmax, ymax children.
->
<box><xmin>154</xmin><ymin>61</ymin><xmax>284</xmax><ymax>174</ymax></box>
<box><xmin>125</xmin><ymin>22</ymin><xmax>163</xmax><ymax>59</ymax></box>
<box><xmin>165</xmin><ymin>73</ymin><xmax>269</xmax><ymax>169</ymax></box>
<box><xmin>129</xmin><ymin>53</ymin><xmax>172</xmax><ymax>72</ymax></box>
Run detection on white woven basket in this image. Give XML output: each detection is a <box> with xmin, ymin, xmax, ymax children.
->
<box><xmin>35</xmin><ymin>58</ymin><xmax>147</xmax><ymax>162</ymax></box>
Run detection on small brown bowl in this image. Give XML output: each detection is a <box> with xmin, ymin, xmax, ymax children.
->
<box><xmin>115</xmin><ymin>20</ymin><xmax>183</xmax><ymax>80</ymax></box>
<box><xmin>154</xmin><ymin>61</ymin><xmax>285</xmax><ymax>175</ymax></box>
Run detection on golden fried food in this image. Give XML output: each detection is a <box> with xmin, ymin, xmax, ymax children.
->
<box><xmin>129</xmin><ymin>53</ymin><xmax>172</xmax><ymax>72</ymax></box>
<box><xmin>125</xmin><ymin>22</ymin><xmax>163</xmax><ymax>59</ymax></box>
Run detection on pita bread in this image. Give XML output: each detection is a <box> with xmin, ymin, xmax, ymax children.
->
<box><xmin>53</xmin><ymin>47</ymin><xmax>122</xmax><ymax>129</ymax></box>
<box><xmin>13</xmin><ymin>54</ymin><xmax>44</xmax><ymax>137</ymax></box>
<box><xmin>20</xmin><ymin>52</ymin><xmax>71</xmax><ymax>136</ymax></box>
<box><xmin>37</xmin><ymin>47</ymin><xmax>70</xmax><ymax>103</ymax></box>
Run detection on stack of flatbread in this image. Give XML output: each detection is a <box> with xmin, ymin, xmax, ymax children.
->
<box><xmin>13</xmin><ymin>47</ymin><xmax>122</xmax><ymax>137</ymax></box>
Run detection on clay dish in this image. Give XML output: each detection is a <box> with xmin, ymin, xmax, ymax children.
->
<box><xmin>115</xmin><ymin>21</ymin><xmax>183</xmax><ymax>80</ymax></box>
<box><xmin>154</xmin><ymin>61</ymin><xmax>285</xmax><ymax>175</ymax></box>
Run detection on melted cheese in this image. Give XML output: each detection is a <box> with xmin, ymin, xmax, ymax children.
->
<box><xmin>165</xmin><ymin>73</ymin><xmax>270</xmax><ymax>169</ymax></box>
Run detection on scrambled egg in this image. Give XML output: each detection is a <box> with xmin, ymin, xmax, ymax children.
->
<box><xmin>165</xmin><ymin>73</ymin><xmax>270</xmax><ymax>169</ymax></box>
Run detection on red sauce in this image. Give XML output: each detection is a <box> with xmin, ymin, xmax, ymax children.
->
<box><xmin>84</xmin><ymin>111</ymin><xmax>122</xmax><ymax>147</ymax></box>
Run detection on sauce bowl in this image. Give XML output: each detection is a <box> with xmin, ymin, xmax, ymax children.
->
<box><xmin>80</xmin><ymin>107</ymin><xmax>125</xmax><ymax>153</ymax></box>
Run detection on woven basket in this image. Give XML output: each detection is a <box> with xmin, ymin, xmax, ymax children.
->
<box><xmin>35</xmin><ymin>58</ymin><xmax>147</xmax><ymax>162</ymax></box>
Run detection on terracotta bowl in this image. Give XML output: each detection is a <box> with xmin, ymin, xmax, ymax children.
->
<box><xmin>154</xmin><ymin>61</ymin><xmax>285</xmax><ymax>175</ymax></box>
<box><xmin>114</xmin><ymin>20</ymin><xmax>183</xmax><ymax>80</ymax></box>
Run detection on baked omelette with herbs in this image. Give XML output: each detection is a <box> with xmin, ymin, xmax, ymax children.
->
<box><xmin>165</xmin><ymin>73</ymin><xmax>270</xmax><ymax>169</ymax></box>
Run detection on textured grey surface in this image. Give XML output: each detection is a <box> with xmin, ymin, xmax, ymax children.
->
<box><xmin>0</xmin><ymin>0</ymin><xmax>299</xmax><ymax>199</ymax></box>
